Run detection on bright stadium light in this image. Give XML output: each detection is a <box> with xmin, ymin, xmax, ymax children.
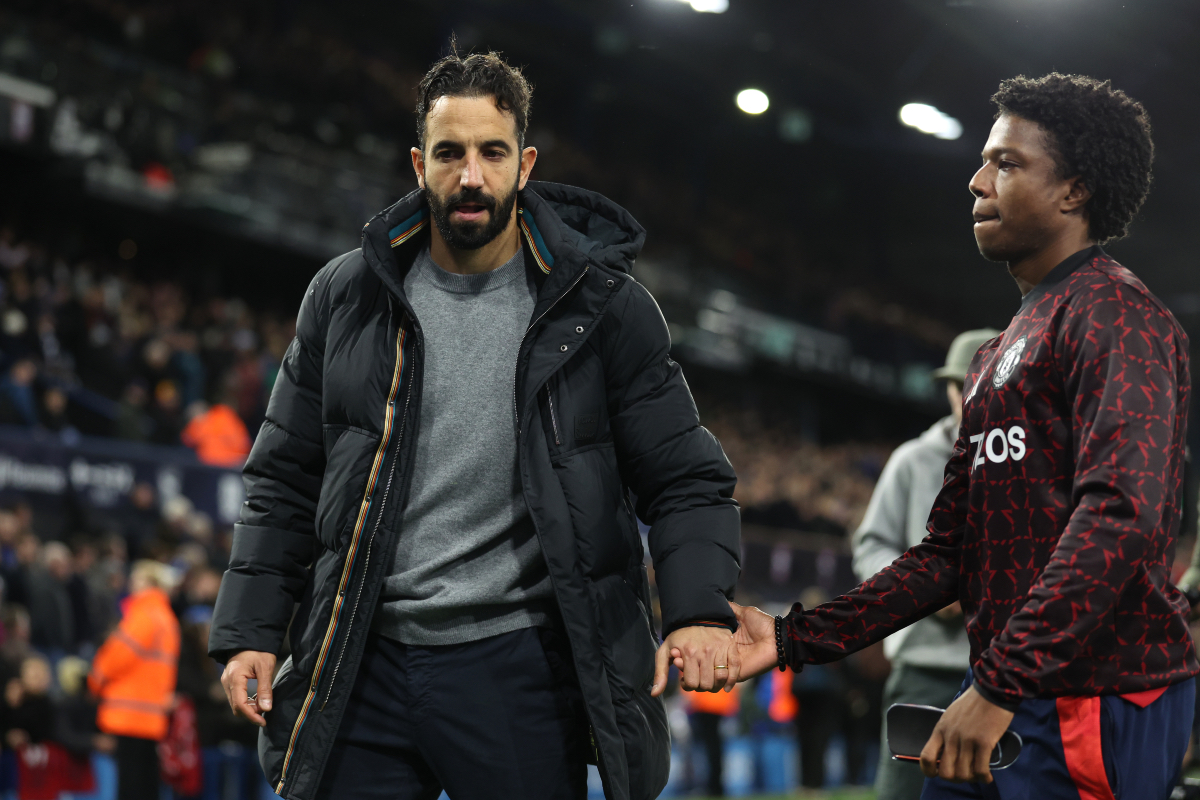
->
<box><xmin>899</xmin><ymin>103</ymin><xmax>962</xmax><ymax>140</ymax></box>
<box><xmin>674</xmin><ymin>0</ymin><xmax>729</xmax><ymax>12</ymax></box>
<box><xmin>736</xmin><ymin>88</ymin><xmax>770</xmax><ymax>115</ymax></box>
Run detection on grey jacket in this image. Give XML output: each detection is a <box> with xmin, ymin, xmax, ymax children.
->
<box><xmin>851</xmin><ymin>416</ymin><xmax>971</xmax><ymax>671</ymax></box>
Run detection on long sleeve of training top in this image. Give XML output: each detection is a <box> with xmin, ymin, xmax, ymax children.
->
<box><xmin>783</xmin><ymin>246</ymin><xmax>1199</xmax><ymax>705</ymax></box>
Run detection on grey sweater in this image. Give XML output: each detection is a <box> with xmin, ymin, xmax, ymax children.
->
<box><xmin>851</xmin><ymin>415</ymin><xmax>972</xmax><ymax>671</ymax></box>
<box><xmin>374</xmin><ymin>245</ymin><xmax>554</xmax><ymax>645</ymax></box>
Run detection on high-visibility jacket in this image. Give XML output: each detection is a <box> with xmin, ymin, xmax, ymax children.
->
<box><xmin>686</xmin><ymin>683</ymin><xmax>740</xmax><ymax>717</ymax></box>
<box><xmin>180</xmin><ymin>403</ymin><xmax>252</xmax><ymax>467</ymax></box>
<box><xmin>88</xmin><ymin>587</ymin><xmax>180</xmax><ymax>740</ymax></box>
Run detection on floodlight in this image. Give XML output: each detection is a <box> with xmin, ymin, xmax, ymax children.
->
<box><xmin>674</xmin><ymin>0</ymin><xmax>729</xmax><ymax>12</ymax></box>
<box><xmin>736</xmin><ymin>89</ymin><xmax>770</xmax><ymax>115</ymax></box>
<box><xmin>899</xmin><ymin>103</ymin><xmax>962</xmax><ymax>140</ymax></box>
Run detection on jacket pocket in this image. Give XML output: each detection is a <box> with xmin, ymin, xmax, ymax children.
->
<box><xmin>589</xmin><ymin>574</ymin><xmax>670</xmax><ymax>799</ymax></box>
<box><xmin>545</xmin><ymin>384</ymin><xmax>562</xmax><ymax>446</ymax></box>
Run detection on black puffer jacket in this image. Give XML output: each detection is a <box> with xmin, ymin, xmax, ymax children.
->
<box><xmin>209</xmin><ymin>181</ymin><xmax>741</xmax><ymax>800</ymax></box>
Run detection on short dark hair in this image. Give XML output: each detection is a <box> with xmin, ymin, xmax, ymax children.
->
<box><xmin>415</xmin><ymin>46</ymin><xmax>532</xmax><ymax>150</ymax></box>
<box><xmin>991</xmin><ymin>73</ymin><xmax>1153</xmax><ymax>244</ymax></box>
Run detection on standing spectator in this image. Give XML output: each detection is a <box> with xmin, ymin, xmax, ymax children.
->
<box><xmin>177</xmin><ymin>605</ymin><xmax>262</xmax><ymax>800</ymax></box>
<box><xmin>25</xmin><ymin>541</ymin><xmax>76</xmax><ymax>660</ymax></box>
<box><xmin>55</xmin><ymin>655</ymin><xmax>114</xmax><ymax>758</ymax></box>
<box><xmin>687</xmin><ymin>684</ymin><xmax>740</xmax><ymax>797</ymax></box>
<box><xmin>180</xmin><ymin>400</ymin><xmax>252</xmax><ymax>467</ymax></box>
<box><xmin>0</xmin><ymin>358</ymin><xmax>39</xmax><ymax>427</ymax></box>
<box><xmin>66</xmin><ymin>539</ymin><xmax>97</xmax><ymax>652</ymax></box>
<box><xmin>0</xmin><ymin>607</ymin><xmax>32</xmax><ymax>683</ymax></box>
<box><xmin>89</xmin><ymin>560</ymin><xmax>181</xmax><ymax>800</ymax></box>
<box><xmin>850</xmin><ymin>328</ymin><xmax>998</xmax><ymax>800</ymax></box>
<box><xmin>1</xmin><ymin>655</ymin><xmax>55</xmax><ymax>750</ymax></box>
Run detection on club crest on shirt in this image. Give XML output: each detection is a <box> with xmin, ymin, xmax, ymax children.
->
<box><xmin>992</xmin><ymin>336</ymin><xmax>1027</xmax><ymax>388</ymax></box>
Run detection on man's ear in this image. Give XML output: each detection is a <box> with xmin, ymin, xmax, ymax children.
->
<box><xmin>410</xmin><ymin>146</ymin><xmax>426</xmax><ymax>190</ymax></box>
<box><xmin>1062</xmin><ymin>176</ymin><xmax>1091</xmax><ymax>215</ymax></box>
<box><xmin>517</xmin><ymin>147</ymin><xmax>538</xmax><ymax>191</ymax></box>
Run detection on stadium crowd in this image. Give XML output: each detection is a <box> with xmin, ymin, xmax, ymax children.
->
<box><xmin>0</xmin><ymin>219</ymin><xmax>280</xmax><ymax>466</ymax></box>
<box><xmin>0</xmin><ymin>493</ymin><xmax>268</xmax><ymax>800</ymax></box>
<box><xmin>0</xmin><ymin>216</ymin><xmax>892</xmax><ymax>535</ymax></box>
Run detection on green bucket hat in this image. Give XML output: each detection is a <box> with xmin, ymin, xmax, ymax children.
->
<box><xmin>932</xmin><ymin>328</ymin><xmax>1003</xmax><ymax>383</ymax></box>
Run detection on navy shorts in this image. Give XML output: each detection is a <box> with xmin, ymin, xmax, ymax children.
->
<box><xmin>921</xmin><ymin>670</ymin><xmax>1195</xmax><ymax>800</ymax></box>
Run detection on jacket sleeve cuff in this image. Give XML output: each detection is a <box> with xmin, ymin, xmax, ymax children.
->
<box><xmin>783</xmin><ymin>602</ymin><xmax>810</xmax><ymax>668</ymax></box>
<box><xmin>970</xmin><ymin>671</ymin><xmax>1022</xmax><ymax>713</ymax></box>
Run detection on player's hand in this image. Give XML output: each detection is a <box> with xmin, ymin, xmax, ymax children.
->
<box><xmin>919</xmin><ymin>686</ymin><xmax>1014</xmax><ymax>783</ymax></box>
<box><xmin>728</xmin><ymin>601</ymin><xmax>782</xmax><ymax>679</ymax></box>
<box><xmin>651</xmin><ymin>625</ymin><xmax>738</xmax><ymax>696</ymax></box>
<box><xmin>221</xmin><ymin>650</ymin><xmax>277</xmax><ymax>727</ymax></box>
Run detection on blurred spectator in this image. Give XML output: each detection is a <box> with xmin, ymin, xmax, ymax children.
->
<box><xmin>25</xmin><ymin>541</ymin><xmax>76</xmax><ymax>659</ymax></box>
<box><xmin>176</xmin><ymin>605</ymin><xmax>263</xmax><ymax>800</ymax></box>
<box><xmin>0</xmin><ymin>359</ymin><xmax>39</xmax><ymax>428</ymax></box>
<box><xmin>181</xmin><ymin>401</ymin><xmax>252</xmax><ymax>468</ymax></box>
<box><xmin>1</xmin><ymin>655</ymin><xmax>54</xmax><ymax>750</ymax></box>
<box><xmin>0</xmin><ymin>607</ymin><xmax>33</xmax><ymax>682</ymax></box>
<box><xmin>54</xmin><ymin>655</ymin><xmax>114</xmax><ymax>759</ymax></box>
<box><xmin>702</xmin><ymin>402</ymin><xmax>890</xmax><ymax>537</ymax></box>
<box><xmin>687</xmin><ymin>684</ymin><xmax>740</xmax><ymax>797</ymax></box>
<box><xmin>89</xmin><ymin>560</ymin><xmax>181</xmax><ymax>800</ymax></box>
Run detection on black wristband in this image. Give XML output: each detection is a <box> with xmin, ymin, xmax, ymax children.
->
<box><xmin>774</xmin><ymin>615</ymin><xmax>787</xmax><ymax>671</ymax></box>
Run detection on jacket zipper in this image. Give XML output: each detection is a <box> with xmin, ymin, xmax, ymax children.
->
<box><xmin>513</xmin><ymin>264</ymin><xmax>590</xmax><ymax>436</ymax></box>
<box><xmin>276</xmin><ymin>323</ymin><xmax>410</xmax><ymax>794</ymax></box>
<box><xmin>321</xmin><ymin>352</ymin><xmax>414</xmax><ymax>710</ymax></box>
<box><xmin>545</xmin><ymin>384</ymin><xmax>561</xmax><ymax>446</ymax></box>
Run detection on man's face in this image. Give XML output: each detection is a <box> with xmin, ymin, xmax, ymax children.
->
<box><xmin>412</xmin><ymin>95</ymin><xmax>535</xmax><ymax>251</ymax></box>
<box><xmin>946</xmin><ymin>381</ymin><xmax>963</xmax><ymax>425</ymax></box>
<box><xmin>968</xmin><ymin>114</ymin><xmax>1081</xmax><ymax>263</ymax></box>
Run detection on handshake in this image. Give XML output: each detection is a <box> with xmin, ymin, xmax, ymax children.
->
<box><xmin>649</xmin><ymin>601</ymin><xmax>778</xmax><ymax>697</ymax></box>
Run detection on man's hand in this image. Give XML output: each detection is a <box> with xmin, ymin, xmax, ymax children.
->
<box><xmin>919</xmin><ymin>686</ymin><xmax>1014</xmax><ymax>783</ymax></box>
<box><xmin>729</xmin><ymin>601</ymin><xmax>782</xmax><ymax>679</ymax></box>
<box><xmin>221</xmin><ymin>650</ymin><xmax>277</xmax><ymax>727</ymax></box>
<box><xmin>651</xmin><ymin>625</ymin><xmax>738</xmax><ymax>697</ymax></box>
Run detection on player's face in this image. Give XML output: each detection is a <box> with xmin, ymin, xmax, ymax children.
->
<box><xmin>412</xmin><ymin>95</ymin><xmax>536</xmax><ymax>251</ymax></box>
<box><xmin>968</xmin><ymin>114</ymin><xmax>1074</xmax><ymax>264</ymax></box>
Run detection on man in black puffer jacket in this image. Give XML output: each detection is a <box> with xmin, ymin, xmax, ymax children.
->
<box><xmin>209</xmin><ymin>48</ymin><xmax>741</xmax><ymax>800</ymax></box>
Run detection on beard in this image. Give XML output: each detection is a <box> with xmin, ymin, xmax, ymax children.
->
<box><xmin>426</xmin><ymin>177</ymin><xmax>520</xmax><ymax>251</ymax></box>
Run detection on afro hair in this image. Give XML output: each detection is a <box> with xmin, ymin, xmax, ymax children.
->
<box><xmin>992</xmin><ymin>73</ymin><xmax>1153</xmax><ymax>243</ymax></box>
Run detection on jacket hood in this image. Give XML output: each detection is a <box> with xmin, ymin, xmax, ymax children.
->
<box><xmin>359</xmin><ymin>181</ymin><xmax>645</xmax><ymax>301</ymax></box>
<box><xmin>521</xmin><ymin>180</ymin><xmax>645</xmax><ymax>274</ymax></box>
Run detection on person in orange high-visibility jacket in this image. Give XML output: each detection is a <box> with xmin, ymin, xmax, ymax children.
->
<box><xmin>89</xmin><ymin>560</ymin><xmax>181</xmax><ymax>800</ymax></box>
<box><xmin>180</xmin><ymin>402</ymin><xmax>252</xmax><ymax>468</ymax></box>
<box><xmin>687</xmin><ymin>683</ymin><xmax>740</xmax><ymax>796</ymax></box>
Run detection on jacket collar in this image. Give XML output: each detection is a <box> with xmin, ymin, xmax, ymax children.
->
<box><xmin>359</xmin><ymin>181</ymin><xmax>644</xmax><ymax>311</ymax></box>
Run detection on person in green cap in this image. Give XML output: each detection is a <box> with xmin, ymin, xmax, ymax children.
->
<box><xmin>852</xmin><ymin>327</ymin><xmax>1000</xmax><ymax>800</ymax></box>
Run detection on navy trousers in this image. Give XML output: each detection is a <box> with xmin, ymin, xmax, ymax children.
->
<box><xmin>316</xmin><ymin>626</ymin><xmax>589</xmax><ymax>800</ymax></box>
<box><xmin>921</xmin><ymin>670</ymin><xmax>1195</xmax><ymax>800</ymax></box>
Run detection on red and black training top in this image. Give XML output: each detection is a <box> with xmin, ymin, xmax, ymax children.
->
<box><xmin>784</xmin><ymin>246</ymin><xmax>1199</xmax><ymax>708</ymax></box>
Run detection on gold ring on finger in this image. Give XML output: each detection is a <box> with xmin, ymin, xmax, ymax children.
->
<box><xmin>714</xmin><ymin>665</ymin><xmax>728</xmax><ymax>670</ymax></box>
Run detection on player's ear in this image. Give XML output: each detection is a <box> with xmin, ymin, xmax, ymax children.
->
<box><xmin>518</xmin><ymin>147</ymin><xmax>538</xmax><ymax>190</ymax></box>
<box><xmin>1061</xmin><ymin>176</ymin><xmax>1091</xmax><ymax>214</ymax></box>
<box><xmin>411</xmin><ymin>147</ymin><xmax>426</xmax><ymax>190</ymax></box>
